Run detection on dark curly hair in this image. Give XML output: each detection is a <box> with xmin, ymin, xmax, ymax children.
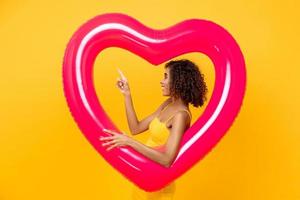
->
<box><xmin>165</xmin><ymin>59</ymin><xmax>208</xmax><ymax>107</ymax></box>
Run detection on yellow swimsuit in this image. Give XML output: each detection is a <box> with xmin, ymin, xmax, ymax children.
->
<box><xmin>131</xmin><ymin>102</ymin><xmax>191</xmax><ymax>200</ymax></box>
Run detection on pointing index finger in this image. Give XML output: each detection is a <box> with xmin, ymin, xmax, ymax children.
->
<box><xmin>117</xmin><ymin>68</ymin><xmax>127</xmax><ymax>81</ymax></box>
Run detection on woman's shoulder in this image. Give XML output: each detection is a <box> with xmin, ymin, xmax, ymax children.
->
<box><xmin>174</xmin><ymin>105</ymin><xmax>192</xmax><ymax>122</ymax></box>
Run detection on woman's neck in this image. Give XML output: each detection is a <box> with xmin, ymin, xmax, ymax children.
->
<box><xmin>171</xmin><ymin>96</ymin><xmax>188</xmax><ymax>107</ymax></box>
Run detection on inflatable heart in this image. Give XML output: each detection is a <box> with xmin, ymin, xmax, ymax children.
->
<box><xmin>62</xmin><ymin>13</ymin><xmax>246</xmax><ymax>191</ymax></box>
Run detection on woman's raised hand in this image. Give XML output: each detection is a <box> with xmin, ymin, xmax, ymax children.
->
<box><xmin>116</xmin><ymin>68</ymin><xmax>131</xmax><ymax>96</ymax></box>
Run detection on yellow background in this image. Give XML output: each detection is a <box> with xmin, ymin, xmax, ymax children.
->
<box><xmin>1</xmin><ymin>0</ymin><xmax>299</xmax><ymax>199</ymax></box>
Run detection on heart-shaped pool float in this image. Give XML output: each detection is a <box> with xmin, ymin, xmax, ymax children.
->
<box><xmin>62</xmin><ymin>13</ymin><xmax>246</xmax><ymax>191</ymax></box>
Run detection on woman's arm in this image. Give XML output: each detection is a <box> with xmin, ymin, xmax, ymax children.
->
<box><xmin>128</xmin><ymin>111</ymin><xmax>190</xmax><ymax>167</ymax></box>
<box><xmin>125</xmin><ymin>95</ymin><xmax>172</xmax><ymax>135</ymax></box>
<box><xmin>116</xmin><ymin>71</ymin><xmax>141</xmax><ymax>135</ymax></box>
<box><xmin>100</xmin><ymin>110</ymin><xmax>189</xmax><ymax>167</ymax></box>
<box><xmin>117</xmin><ymin>69</ymin><xmax>170</xmax><ymax>135</ymax></box>
<box><xmin>124</xmin><ymin>93</ymin><xmax>140</xmax><ymax>135</ymax></box>
<box><xmin>128</xmin><ymin>139</ymin><xmax>169</xmax><ymax>167</ymax></box>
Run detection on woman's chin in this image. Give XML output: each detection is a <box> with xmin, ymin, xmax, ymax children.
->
<box><xmin>161</xmin><ymin>89</ymin><xmax>170</xmax><ymax>96</ymax></box>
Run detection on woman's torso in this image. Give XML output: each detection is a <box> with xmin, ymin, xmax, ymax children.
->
<box><xmin>146</xmin><ymin>101</ymin><xmax>191</xmax><ymax>147</ymax></box>
<box><xmin>131</xmin><ymin>101</ymin><xmax>191</xmax><ymax>200</ymax></box>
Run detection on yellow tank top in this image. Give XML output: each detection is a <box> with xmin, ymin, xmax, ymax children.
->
<box><xmin>146</xmin><ymin>102</ymin><xmax>192</xmax><ymax>147</ymax></box>
<box><xmin>131</xmin><ymin>102</ymin><xmax>191</xmax><ymax>200</ymax></box>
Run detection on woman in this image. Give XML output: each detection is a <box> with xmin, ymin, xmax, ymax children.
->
<box><xmin>100</xmin><ymin>59</ymin><xmax>208</xmax><ymax>199</ymax></box>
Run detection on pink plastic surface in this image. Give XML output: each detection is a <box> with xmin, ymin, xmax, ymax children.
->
<box><xmin>62</xmin><ymin>13</ymin><xmax>246</xmax><ymax>191</ymax></box>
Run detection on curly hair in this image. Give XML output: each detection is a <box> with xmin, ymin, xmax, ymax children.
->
<box><xmin>165</xmin><ymin>59</ymin><xmax>208</xmax><ymax>107</ymax></box>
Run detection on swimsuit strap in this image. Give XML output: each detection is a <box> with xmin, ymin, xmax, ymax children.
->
<box><xmin>158</xmin><ymin>101</ymin><xmax>192</xmax><ymax>124</ymax></box>
<box><xmin>164</xmin><ymin>109</ymin><xmax>191</xmax><ymax>124</ymax></box>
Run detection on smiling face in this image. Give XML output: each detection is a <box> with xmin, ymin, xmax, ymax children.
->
<box><xmin>160</xmin><ymin>67</ymin><xmax>171</xmax><ymax>96</ymax></box>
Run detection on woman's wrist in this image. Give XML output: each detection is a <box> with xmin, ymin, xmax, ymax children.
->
<box><xmin>124</xmin><ymin>92</ymin><xmax>131</xmax><ymax>97</ymax></box>
<box><xmin>127</xmin><ymin>136</ymin><xmax>136</xmax><ymax>147</ymax></box>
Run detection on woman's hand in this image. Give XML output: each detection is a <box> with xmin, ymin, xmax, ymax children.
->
<box><xmin>116</xmin><ymin>68</ymin><xmax>131</xmax><ymax>96</ymax></box>
<box><xmin>99</xmin><ymin>129</ymin><xmax>133</xmax><ymax>151</ymax></box>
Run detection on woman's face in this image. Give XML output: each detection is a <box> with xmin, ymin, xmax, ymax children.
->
<box><xmin>160</xmin><ymin>67</ymin><xmax>171</xmax><ymax>96</ymax></box>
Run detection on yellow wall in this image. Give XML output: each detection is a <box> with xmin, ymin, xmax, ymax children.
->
<box><xmin>0</xmin><ymin>1</ymin><xmax>299</xmax><ymax>199</ymax></box>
